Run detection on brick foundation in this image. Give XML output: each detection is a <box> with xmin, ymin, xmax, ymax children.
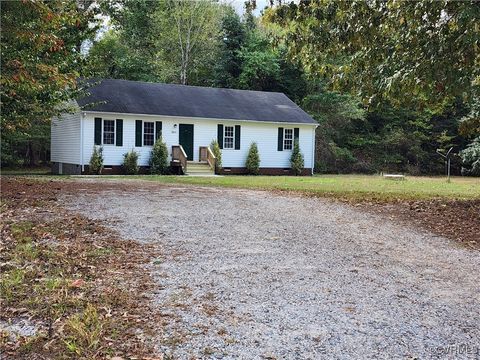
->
<box><xmin>81</xmin><ymin>165</ymin><xmax>151</xmax><ymax>175</ymax></box>
<box><xmin>218</xmin><ymin>167</ymin><xmax>312</xmax><ymax>176</ymax></box>
<box><xmin>60</xmin><ymin>165</ymin><xmax>313</xmax><ymax>176</ymax></box>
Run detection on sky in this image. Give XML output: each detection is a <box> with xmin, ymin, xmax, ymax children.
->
<box><xmin>225</xmin><ymin>0</ymin><xmax>270</xmax><ymax>15</ymax></box>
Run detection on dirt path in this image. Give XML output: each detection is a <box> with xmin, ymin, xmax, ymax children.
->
<box><xmin>64</xmin><ymin>179</ymin><xmax>480</xmax><ymax>359</ymax></box>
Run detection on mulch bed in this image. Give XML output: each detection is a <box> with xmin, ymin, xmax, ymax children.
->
<box><xmin>380</xmin><ymin>199</ymin><xmax>479</xmax><ymax>249</ymax></box>
<box><xmin>0</xmin><ymin>177</ymin><xmax>163</xmax><ymax>359</ymax></box>
<box><xmin>349</xmin><ymin>198</ymin><xmax>480</xmax><ymax>250</ymax></box>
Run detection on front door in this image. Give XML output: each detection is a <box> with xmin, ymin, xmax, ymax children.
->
<box><xmin>179</xmin><ymin>124</ymin><xmax>194</xmax><ymax>160</ymax></box>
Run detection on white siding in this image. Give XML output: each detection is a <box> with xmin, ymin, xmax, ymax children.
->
<box><xmin>82</xmin><ymin>114</ymin><xmax>176</xmax><ymax>166</ymax></box>
<box><xmin>82</xmin><ymin>112</ymin><xmax>316</xmax><ymax>169</ymax></box>
<box><xmin>51</xmin><ymin>102</ymin><xmax>81</xmax><ymax>164</ymax></box>
<box><xmin>220</xmin><ymin>121</ymin><xmax>314</xmax><ymax>169</ymax></box>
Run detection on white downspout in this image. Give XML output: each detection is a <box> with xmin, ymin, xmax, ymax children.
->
<box><xmin>80</xmin><ymin>112</ymin><xmax>84</xmax><ymax>173</ymax></box>
<box><xmin>311</xmin><ymin>126</ymin><xmax>316</xmax><ymax>175</ymax></box>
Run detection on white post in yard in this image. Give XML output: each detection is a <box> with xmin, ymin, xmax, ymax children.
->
<box><xmin>436</xmin><ymin>147</ymin><xmax>453</xmax><ymax>183</ymax></box>
<box><xmin>447</xmin><ymin>157</ymin><xmax>451</xmax><ymax>183</ymax></box>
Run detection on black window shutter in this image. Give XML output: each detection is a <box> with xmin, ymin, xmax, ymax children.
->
<box><xmin>217</xmin><ymin>124</ymin><xmax>223</xmax><ymax>149</ymax></box>
<box><xmin>155</xmin><ymin>121</ymin><xmax>162</xmax><ymax>140</ymax></box>
<box><xmin>94</xmin><ymin>117</ymin><xmax>102</xmax><ymax>145</ymax></box>
<box><xmin>135</xmin><ymin>120</ymin><xmax>142</xmax><ymax>147</ymax></box>
<box><xmin>116</xmin><ymin>119</ymin><xmax>123</xmax><ymax>146</ymax></box>
<box><xmin>234</xmin><ymin>125</ymin><xmax>241</xmax><ymax>150</ymax></box>
<box><xmin>277</xmin><ymin>127</ymin><xmax>284</xmax><ymax>151</ymax></box>
<box><xmin>294</xmin><ymin>128</ymin><xmax>299</xmax><ymax>142</ymax></box>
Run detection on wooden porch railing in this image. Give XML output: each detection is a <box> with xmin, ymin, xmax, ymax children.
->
<box><xmin>199</xmin><ymin>146</ymin><xmax>216</xmax><ymax>171</ymax></box>
<box><xmin>171</xmin><ymin>145</ymin><xmax>188</xmax><ymax>174</ymax></box>
<box><xmin>206</xmin><ymin>146</ymin><xmax>216</xmax><ymax>171</ymax></box>
<box><xmin>199</xmin><ymin>146</ymin><xmax>207</xmax><ymax>162</ymax></box>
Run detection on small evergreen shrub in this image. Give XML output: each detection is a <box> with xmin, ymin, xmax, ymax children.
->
<box><xmin>89</xmin><ymin>146</ymin><xmax>103</xmax><ymax>174</ymax></box>
<box><xmin>290</xmin><ymin>139</ymin><xmax>304</xmax><ymax>175</ymax></box>
<box><xmin>210</xmin><ymin>140</ymin><xmax>222</xmax><ymax>172</ymax></box>
<box><xmin>150</xmin><ymin>137</ymin><xmax>169</xmax><ymax>174</ymax></box>
<box><xmin>246</xmin><ymin>142</ymin><xmax>260</xmax><ymax>175</ymax></box>
<box><xmin>460</xmin><ymin>137</ymin><xmax>480</xmax><ymax>176</ymax></box>
<box><xmin>122</xmin><ymin>149</ymin><xmax>139</xmax><ymax>175</ymax></box>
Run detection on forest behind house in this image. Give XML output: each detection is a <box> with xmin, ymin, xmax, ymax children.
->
<box><xmin>1</xmin><ymin>0</ymin><xmax>479</xmax><ymax>176</ymax></box>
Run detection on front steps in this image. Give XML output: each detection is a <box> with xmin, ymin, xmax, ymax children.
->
<box><xmin>186</xmin><ymin>161</ymin><xmax>215</xmax><ymax>176</ymax></box>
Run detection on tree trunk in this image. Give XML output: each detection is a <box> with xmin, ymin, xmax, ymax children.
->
<box><xmin>28</xmin><ymin>141</ymin><xmax>37</xmax><ymax>166</ymax></box>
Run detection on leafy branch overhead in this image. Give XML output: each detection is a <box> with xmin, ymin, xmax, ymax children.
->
<box><xmin>263</xmin><ymin>0</ymin><xmax>480</xmax><ymax>128</ymax></box>
<box><xmin>1</xmin><ymin>0</ymin><xmax>99</xmax><ymax>135</ymax></box>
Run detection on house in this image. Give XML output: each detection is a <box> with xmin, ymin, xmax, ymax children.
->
<box><xmin>51</xmin><ymin>79</ymin><xmax>318</xmax><ymax>175</ymax></box>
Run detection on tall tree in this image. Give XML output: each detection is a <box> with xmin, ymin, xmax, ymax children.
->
<box><xmin>88</xmin><ymin>0</ymin><xmax>224</xmax><ymax>85</ymax></box>
<box><xmin>85</xmin><ymin>30</ymin><xmax>125</xmax><ymax>79</ymax></box>
<box><xmin>263</xmin><ymin>0</ymin><xmax>480</xmax><ymax>134</ymax></box>
<box><xmin>86</xmin><ymin>0</ymin><xmax>160</xmax><ymax>81</ymax></box>
<box><xmin>153</xmin><ymin>0</ymin><xmax>223</xmax><ymax>85</ymax></box>
<box><xmin>237</xmin><ymin>29</ymin><xmax>307</xmax><ymax>101</ymax></box>
<box><xmin>238</xmin><ymin>30</ymin><xmax>281</xmax><ymax>91</ymax></box>
<box><xmin>214</xmin><ymin>7</ymin><xmax>246</xmax><ymax>88</ymax></box>
<box><xmin>1</xmin><ymin>0</ymin><xmax>98</xmax><ymax>165</ymax></box>
<box><xmin>303</xmin><ymin>83</ymin><xmax>366</xmax><ymax>173</ymax></box>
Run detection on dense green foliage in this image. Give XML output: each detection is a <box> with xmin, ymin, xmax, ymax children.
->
<box><xmin>85</xmin><ymin>1</ymin><xmax>477</xmax><ymax>176</ymax></box>
<box><xmin>214</xmin><ymin>7</ymin><xmax>246</xmax><ymax>88</ymax></box>
<box><xmin>460</xmin><ymin>138</ymin><xmax>480</xmax><ymax>176</ymax></box>
<box><xmin>1</xmin><ymin>0</ymin><xmax>98</xmax><ymax>166</ymax></box>
<box><xmin>302</xmin><ymin>85</ymin><xmax>366</xmax><ymax>173</ymax></box>
<box><xmin>210</xmin><ymin>140</ymin><xmax>222</xmax><ymax>172</ymax></box>
<box><xmin>89</xmin><ymin>146</ymin><xmax>104</xmax><ymax>175</ymax></box>
<box><xmin>263</xmin><ymin>1</ymin><xmax>479</xmax><ymax>119</ymax></box>
<box><xmin>154</xmin><ymin>0</ymin><xmax>222</xmax><ymax>85</ymax></box>
<box><xmin>84</xmin><ymin>31</ymin><xmax>131</xmax><ymax>80</ymax></box>
<box><xmin>87</xmin><ymin>0</ymin><xmax>222</xmax><ymax>85</ymax></box>
<box><xmin>309</xmin><ymin>96</ymin><xmax>469</xmax><ymax>174</ymax></box>
<box><xmin>149</xmin><ymin>138</ymin><xmax>169</xmax><ymax>175</ymax></box>
<box><xmin>1</xmin><ymin>122</ymin><xmax>50</xmax><ymax>167</ymax></box>
<box><xmin>290</xmin><ymin>140</ymin><xmax>305</xmax><ymax>175</ymax></box>
<box><xmin>87</xmin><ymin>0</ymin><xmax>160</xmax><ymax>81</ymax></box>
<box><xmin>122</xmin><ymin>150</ymin><xmax>139</xmax><ymax>175</ymax></box>
<box><xmin>246</xmin><ymin>143</ymin><xmax>260</xmax><ymax>175</ymax></box>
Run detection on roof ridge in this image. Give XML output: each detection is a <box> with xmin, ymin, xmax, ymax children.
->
<box><xmin>98</xmin><ymin>78</ymin><xmax>287</xmax><ymax>96</ymax></box>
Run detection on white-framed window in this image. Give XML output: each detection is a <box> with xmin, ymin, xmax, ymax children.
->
<box><xmin>283</xmin><ymin>128</ymin><xmax>293</xmax><ymax>150</ymax></box>
<box><xmin>224</xmin><ymin>125</ymin><xmax>234</xmax><ymax>149</ymax></box>
<box><xmin>143</xmin><ymin>121</ymin><xmax>154</xmax><ymax>146</ymax></box>
<box><xmin>103</xmin><ymin>119</ymin><xmax>115</xmax><ymax>145</ymax></box>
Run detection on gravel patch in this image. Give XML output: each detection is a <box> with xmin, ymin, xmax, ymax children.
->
<box><xmin>64</xmin><ymin>180</ymin><xmax>480</xmax><ymax>359</ymax></box>
<box><xmin>0</xmin><ymin>318</ymin><xmax>41</xmax><ymax>342</ymax></box>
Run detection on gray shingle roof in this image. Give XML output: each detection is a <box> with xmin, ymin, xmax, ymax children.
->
<box><xmin>77</xmin><ymin>79</ymin><xmax>317</xmax><ymax>125</ymax></box>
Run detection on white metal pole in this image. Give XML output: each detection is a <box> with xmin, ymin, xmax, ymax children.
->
<box><xmin>447</xmin><ymin>158</ymin><xmax>451</xmax><ymax>183</ymax></box>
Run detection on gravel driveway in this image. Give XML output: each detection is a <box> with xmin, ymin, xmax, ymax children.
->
<box><xmin>65</xmin><ymin>180</ymin><xmax>479</xmax><ymax>359</ymax></box>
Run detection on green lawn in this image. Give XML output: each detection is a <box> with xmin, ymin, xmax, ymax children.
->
<box><xmin>125</xmin><ymin>174</ymin><xmax>480</xmax><ymax>202</ymax></box>
<box><xmin>3</xmin><ymin>170</ymin><xmax>478</xmax><ymax>201</ymax></box>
